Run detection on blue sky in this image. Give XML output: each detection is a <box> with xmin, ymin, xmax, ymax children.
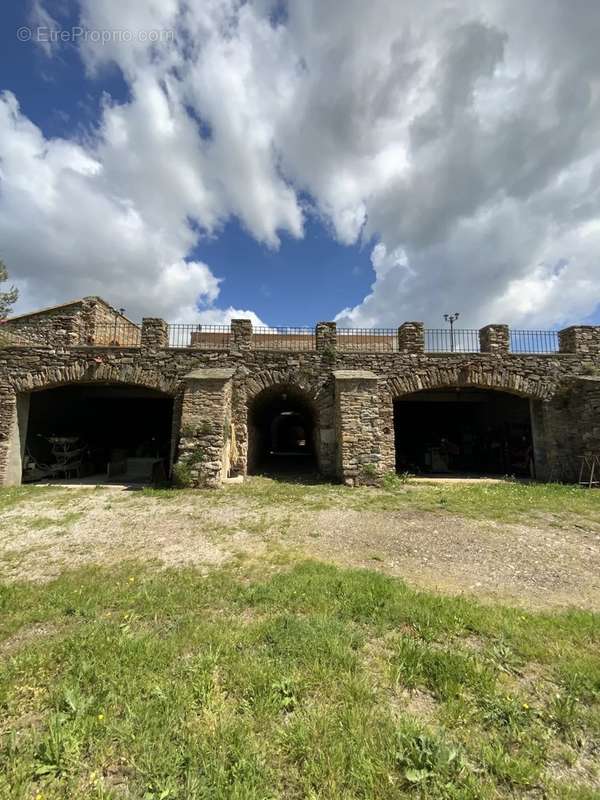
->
<box><xmin>0</xmin><ymin>2</ymin><xmax>376</xmax><ymax>325</ymax></box>
<box><xmin>1</xmin><ymin>1</ymin><xmax>599</xmax><ymax>328</ymax></box>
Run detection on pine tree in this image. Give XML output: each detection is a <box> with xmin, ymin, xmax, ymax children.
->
<box><xmin>0</xmin><ymin>260</ymin><xmax>18</xmax><ymax>320</ymax></box>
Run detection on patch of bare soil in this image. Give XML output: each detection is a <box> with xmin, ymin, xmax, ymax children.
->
<box><xmin>287</xmin><ymin>508</ymin><xmax>600</xmax><ymax>610</ymax></box>
<box><xmin>2</xmin><ymin>487</ymin><xmax>600</xmax><ymax>610</ymax></box>
<box><xmin>0</xmin><ymin>489</ymin><xmax>255</xmax><ymax>583</ymax></box>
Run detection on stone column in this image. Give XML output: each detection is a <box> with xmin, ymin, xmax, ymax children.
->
<box><xmin>0</xmin><ymin>390</ymin><xmax>29</xmax><ymax>487</ymax></box>
<box><xmin>398</xmin><ymin>322</ymin><xmax>424</xmax><ymax>353</ymax></box>
<box><xmin>175</xmin><ymin>368</ymin><xmax>235</xmax><ymax>488</ymax></box>
<box><xmin>80</xmin><ymin>298</ymin><xmax>101</xmax><ymax>345</ymax></box>
<box><xmin>316</xmin><ymin>322</ymin><xmax>337</xmax><ymax>352</ymax></box>
<box><xmin>333</xmin><ymin>370</ymin><xmax>383</xmax><ymax>486</ymax></box>
<box><xmin>231</xmin><ymin>319</ymin><xmax>253</xmax><ymax>353</ymax></box>
<box><xmin>141</xmin><ymin>318</ymin><xmax>169</xmax><ymax>349</ymax></box>
<box><xmin>559</xmin><ymin>326</ymin><xmax>600</xmax><ymax>356</ymax></box>
<box><xmin>479</xmin><ymin>324</ymin><xmax>510</xmax><ymax>354</ymax></box>
<box><xmin>54</xmin><ymin>315</ymin><xmax>80</xmax><ymax>347</ymax></box>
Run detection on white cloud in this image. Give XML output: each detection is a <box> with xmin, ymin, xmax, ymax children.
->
<box><xmin>3</xmin><ymin>0</ymin><xmax>600</xmax><ymax>327</ymax></box>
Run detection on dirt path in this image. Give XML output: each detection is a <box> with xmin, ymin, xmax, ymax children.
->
<box><xmin>2</xmin><ymin>485</ymin><xmax>600</xmax><ymax>610</ymax></box>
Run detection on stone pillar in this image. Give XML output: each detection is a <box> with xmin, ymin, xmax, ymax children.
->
<box><xmin>479</xmin><ymin>324</ymin><xmax>510</xmax><ymax>354</ymax></box>
<box><xmin>0</xmin><ymin>391</ymin><xmax>16</xmax><ymax>487</ymax></box>
<box><xmin>54</xmin><ymin>315</ymin><xmax>80</xmax><ymax>347</ymax></box>
<box><xmin>316</xmin><ymin>322</ymin><xmax>337</xmax><ymax>352</ymax></box>
<box><xmin>141</xmin><ymin>318</ymin><xmax>169</xmax><ymax>349</ymax></box>
<box><xmin>231</xmin><ymin>319</ymin><xmax>253</xmax><ymax>353</ymax></box>
<box><xmin>333</xmin><ymin>370</ymin><xmax>383</xmax><ymax>486</ymax></box>
<box><xmin>398</xmin><ymin>322</ymin><xmax>424</xmax><ymax>353</ymax></box>
<box><xmin>175</xmin><ymin>368</ymin><xmax>235</xmax><ymax>488</ymax></box>
<box><xmin>80</xmin><ymin>298</ymin><xmax>101</xmax><ymax>345</ymax></box>
<box><xmin>0</xmin><ymin>390</ymin><xmax>29</xmax><ymax>487</ymax></box>
<box><xmin>559</xmin><ymin>326</ymin><xmax>600</xmax><ymax>356</ymax></box>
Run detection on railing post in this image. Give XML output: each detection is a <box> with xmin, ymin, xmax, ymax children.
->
<box><xmin>559</xmin><ymin>326</ymin><xmax>600</xmax><ymax>355</ymax></box>
<box><xmin>55</xmin><ymin>315</ymin><xmax>80</xmax><ymax>347</ymax></box>
<box><xmin>141</xmin><ymin>318</ymin><xmax>168</xmax><ymax>349</ymax></box>
<box><xmin>479</xmin><ymin>324</ymin><xmax>509</xmax><ymax>354</ymax></box>
<box><xmin>231</xmin><ymin>319</ymin><xmax>253</xmax><ymax>352</ymax></box>
<box><xmin>397</xmin><ymin>322</ymin><xmax>424</xmax><ymax>353</ymax></box>
<box><xmin>316</xmin><ymin>322</ymin><xmax>337</xmax><ymax>352</ymax></box>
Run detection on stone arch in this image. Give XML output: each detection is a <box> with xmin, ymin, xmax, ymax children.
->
<box><xmin>244</xmin><ymin>368</ymin><xmax>322</xmax><ymax>403</ymax></box>
<box><xmin>387</xmin><ymin>363</ymin><xmax>557</xmax><ymax>402</ymax></box>
<box><xmin>233</xmin><ymin>369</ymin><xmax>335</xmax><ymax>478</ymax></box>
<box><xmin>4</xmin><ymin>362</ymin><xmax>179</xmax><ymax>487</ymax></box>
<box><xmin>10</xmin><ymin>361</ymin><xmax>179</xmax><ymax>397</ymax></box>
<box><xmin>389</xmin><ymin>368</ymin><xmax>550</xmax><ymax>477</ymax></box>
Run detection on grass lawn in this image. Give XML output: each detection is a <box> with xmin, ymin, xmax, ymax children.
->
<box><xmin>3</xmin><ymin>477</ymin><xmax>600</xmax><ymax>525</ymax></box>
<box><xmin>1</xmin><ymin>555</ymin><xmax>599</xmax><ymax>799</ymax></box>
<box><xmin>145</xmin><ymin>475</ymin><xmax>600</xmax><ymax>524</ymax></box>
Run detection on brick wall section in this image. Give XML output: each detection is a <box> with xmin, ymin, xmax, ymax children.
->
<box><xmin>480</xmin><ymin>325</ymin><xmax>510</xmax><ymax>354</ymax></box>
<box><xmin>1</xmin><ymin>316</ymin><xmax>600</xmax><ymax>487</ymax></box>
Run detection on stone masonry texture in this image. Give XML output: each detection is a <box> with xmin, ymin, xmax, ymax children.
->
<box><xmin>1</xmin><ymin>306</ymin><xmax>599</xmax><ymax>487</ymax></box>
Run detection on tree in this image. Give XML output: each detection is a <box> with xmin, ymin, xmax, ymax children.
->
<box><xmin>0</xmin><ymin>260</ymin><xmax>18</xmax><ymax>320</ymax></box>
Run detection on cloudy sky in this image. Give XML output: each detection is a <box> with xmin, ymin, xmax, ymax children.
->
<box><xmin>1</xmin><ymin>0</ymin><xmax>599</xmax><ymax>328</ymax></box>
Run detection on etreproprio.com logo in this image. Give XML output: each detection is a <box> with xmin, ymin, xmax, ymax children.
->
<box><xmin>17</xmin><ymin>26</ymin><xmax>175</xmax><ymax>44</ymax></box>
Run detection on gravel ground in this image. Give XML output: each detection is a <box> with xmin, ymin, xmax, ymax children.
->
<box><xmin>2</xmin><ymin>484</ymin><xmax>600</xmax><ymax>610</ymax></box>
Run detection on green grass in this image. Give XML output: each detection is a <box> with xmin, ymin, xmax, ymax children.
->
<box><xmin>10</xmin><ymin>477</ymin><xmax>599</xmax><ymax>527</ymax></box>
<box><xmin>0</xmin><ymin>487</ymin><xmax>88</xmax><ymax>515</ymax></box>
<box><xmin>1</xmin><ymin>560</ymin><xmax>598</xmax><ymax>799</ymax></box>
<box><xmin>373</xmin><ymin>478</ymin><xmax>600</xmax><ymax>523</ymax></box>
<box><xmin>139</xmin><ymin>476</ymin><xmax>600</xmax><ymax>525</ymax></box>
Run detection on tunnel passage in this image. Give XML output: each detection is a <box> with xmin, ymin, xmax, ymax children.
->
<box><xmin>394</xmin><ymin>388</ymin><xmax>534</xmax><ymax>477</ymax></box>
<box><xmin>248</xmin><ymin>384</ymin><xmax>318</xmax><ymax>476</ymax></box>
<box><xmin>22</xmin><ymin>383</ymin><xmax>174</xmax><ymax>483</ymax></box>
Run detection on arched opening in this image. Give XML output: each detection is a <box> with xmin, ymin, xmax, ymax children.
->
<box><xmin>21</xmin><ymin>383</ymin><xmax>174</xmax><ymax>484</ymax></box>
<box><xmin>394</xmin><ymin>387</ymin><xmax>534</xmax><ymax>477</ymax></box>
<box><xmin>248</xmin><ymin>384</ymin><xmax>318</xmax><ymax>476</ymax></box>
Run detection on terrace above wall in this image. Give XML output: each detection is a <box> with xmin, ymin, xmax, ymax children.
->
<box><xmin>3</xmin><ymin>299</ymin><xmax>600</xmax><ymax>356</ymax></box>
<box><xmin>139</xmin><ymin>319</ymin><xmax>599</xmax><ymax>356</ymax></box>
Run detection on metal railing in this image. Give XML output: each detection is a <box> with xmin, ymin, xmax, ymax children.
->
<box><xmin>0</xmin><ymin>318</ymin><xmax>567</xmax><ymax>355</ymax></box>
<box><xmin>425</xmin><ymin>328</ymin><xmax>481</xmax><ymax>353</ymax></box>
<box><xmin>337</xmin><ymin>328</ymin><xmax>398</xmax><ymax>351</ymax></box>
<box><xmin>168</xmin><ymin>324</ymin><xmax>231</xmax><ymax>349</ymax></box>
<box><xmin>510</xmin><ymin>330</ymin><xmax>559</xmax><ymax>354</ymax></box>
<box><xmin>87</xmin><ymin>323</ymin><xmax>141</xmax><ymax>347</ymax></box>
<box><xmin>253</xmin><ymin>327</ymin><xmax>316</xmax><ymax>350</ymax></box>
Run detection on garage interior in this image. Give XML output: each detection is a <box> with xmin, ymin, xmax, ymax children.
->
<box><xmin>394</xmin><ymin>388</ymin><xmax>534</xmax><ymax>477</ymax></box>
<box><xmin>248</xmin><ymin>385</ymin><xmax>318</xmax><ymax>476</ymax></box>
<box><xmin>22</xmin><ymin>384</ymin><xmax>174</xmax><ymax>484</ymax></box>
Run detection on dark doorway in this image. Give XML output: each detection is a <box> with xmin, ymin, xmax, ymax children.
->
<box><xmin>394</xmin><ymin>388</ymin><xmax>533</xmax><ymax>477</ymax></box>
<box><xmin>248</xmin><ymin>385</ymin><xmax>318</xmax><ymax>476</ymax></box>
<box><xmin>23</xmin><ymin>384</ymin><xmax>174</xmax><ymax>483</ymax></box>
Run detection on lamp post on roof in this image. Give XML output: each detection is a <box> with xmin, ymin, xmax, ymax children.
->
<box><xmin>444</xmin><ymin>312</ymin><xmax>460</xmax><ymax>352</ymax></box>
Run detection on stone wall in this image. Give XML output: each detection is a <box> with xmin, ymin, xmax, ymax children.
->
<box><xmin>1</xmin><ymin>313</ymin><xmax>599</xmax><ymax>488</ymax></box>
<box><xmin>334</xmin><ymin>371</ymin><xmax>383</xmax><ymax>485</ymax></box>
<box><xmin>2</xmin><ymin>297</ymin><xmax>140</xmax><ymax>347</ymax></box>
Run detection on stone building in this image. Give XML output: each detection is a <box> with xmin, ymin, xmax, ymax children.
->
<box><xmin>0</xmin><ymin>297</ymin><xmax>599</xmax><ymax>488</ymax></box>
